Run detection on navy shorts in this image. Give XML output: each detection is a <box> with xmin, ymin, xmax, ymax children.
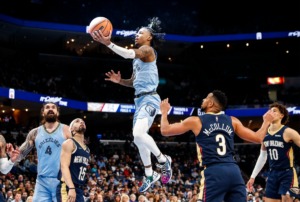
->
<box><xmin>56</xmin><ymin>182</ymin><xmax>84</xmax><ymax>202</ymax></box>
<box><xmin>265</xmin><ymin>167</ymin><xmax>298</xmax><ymax>199</ymax></box>
<box><xmin>198</xmin><ymin>163</ymin><xmax>246</xmax><ymax>202</ymax></box>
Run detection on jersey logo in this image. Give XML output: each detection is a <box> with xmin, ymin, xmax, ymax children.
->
<box><xmin>145</xmin><ymin>105</ymin><xmax>156</xmax><ymax>117</ymax></box>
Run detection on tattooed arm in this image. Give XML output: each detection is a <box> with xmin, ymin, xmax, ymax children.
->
<box><xmin>16</xmin><ymin>128</ymin><xmax>38</xmax><ymax>162</ymax></box>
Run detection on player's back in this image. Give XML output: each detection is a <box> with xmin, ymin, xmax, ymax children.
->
<box><xmin>197</xmin><ymin>113</ymin><xmax>236</xmax><ymax>167</ymax></box>
<box><xmin>35</xmin><ymin>123</ymin><xmax>66</xmax><ymax>177</ymax></box>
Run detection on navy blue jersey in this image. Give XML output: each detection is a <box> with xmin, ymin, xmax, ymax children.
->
<box><xmin>263</xmin><ymin>125</ymin><xmax>294</xmax><ymax>170</ymax></box>
<box><xmin>197</xmin><ymin>113</ymin><xmax>236</xmax><ymax>166</ymax></box>
<box><xmin>58</xmin><ymin>138</ymin><xmax>90</xmax><ymax>186</ymax></box>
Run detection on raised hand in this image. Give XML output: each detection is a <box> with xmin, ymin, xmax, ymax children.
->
<box><xmin>160</xmin><ymin>98</ymin><xmax>171</xmax><ymax>115</ymax></box>
<box><xmin>91</xmin><ymin>29</ymin><xmax>112</xmax><ymax>46</ymax></box>
<box><xmin>6</xmin><ymin>144</ymin><xmax>20</xmax><ymax>163</ymax></box>
<box><xmin>263</xmin><ymin>110</ymin><xmax>275</xmax><ymax>124</ymax></box>
<box><xmin>105</xmin><ymin>70</ymin><xmax>121</xmax><ymax>83</ymax></box>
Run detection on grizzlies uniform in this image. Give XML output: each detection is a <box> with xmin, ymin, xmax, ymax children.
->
<box><xmin>197</xmin><ymin>113</ymin><xmax>246</xmax><ymax>202</ymax></box>
<box><xmin>263</xmin><ymin>126</ymin><xmax>299</xmax><ymax>199</ymax></box>
<box><xmin>57</xmin><ymin>139</ymin><xmax>90</xmax><ymax>202</ymax></box>
<box><xmin>34</xmin><ymin>123</ymin><xmax>67</xmax><ymax>202</ymax></box>
<box><xmin>132</xmin><ymin>49</ymin><xmax>161</xmax><ymax>128</ymax></box>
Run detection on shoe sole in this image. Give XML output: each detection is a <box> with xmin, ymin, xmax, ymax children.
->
<box><xmin>161</xmin><ymin>155</ymin><xmax>172</xmax><ymax>184</ymax></box>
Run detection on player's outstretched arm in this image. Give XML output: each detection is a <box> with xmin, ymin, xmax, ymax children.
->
<box><xmin>233</xmin><ymin>110</ymin><xmax>274</xmax><ymax>143</ymax></box>
<box><xmin>160</xmin><ymin>98</ymin><xmax>200</xmax><ymax>136</ymax></box>
<box><xmin>92</xmin><ymin>30</ymin><xmax>135</xmax><ymax>59</ymax></box>
<box><xmin>16</xmin><ymin>128</ymin><xmax>37</xmax><ymax>162</ymax></box>
<box><xmin>105</xmin><ymin>70</ymin><xmax>134</xmax><ymax>88</ymax></box>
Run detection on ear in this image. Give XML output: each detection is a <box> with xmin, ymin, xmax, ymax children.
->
<box><xmin>279</xmin><ymin>113</ymin><xmax>284</xmax><ymax>119</ymax></box>
<box><xmin>208</xmin><ymin>99</ymin><xmax>214</xmax><ymax>108</ymax></box>
<box><xmin>147</xmin><ymin>35</ymin><xmax>153</xmax><ymax>42</ymax></box>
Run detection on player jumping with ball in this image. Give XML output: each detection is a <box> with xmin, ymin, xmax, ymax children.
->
<box><xmin>91</xmin><ymin>17</ymin><xmax>172</xmax><ymax>193</ymax></box>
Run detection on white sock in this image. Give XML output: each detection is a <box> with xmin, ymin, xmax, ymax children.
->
<box><xmin>145</xmin><ymin>167</ymin><xmax>153</xmax><ymax>177</ymax></box>
<box><xmin>157</xmin><ymin>153</ymin><xmax>166</xmax><ymax>163</ymax></box>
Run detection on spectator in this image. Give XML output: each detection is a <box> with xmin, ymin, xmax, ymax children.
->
<box><xmin>129</xmin><ymin>193</ymin><xmax>137</xmax><ymax>202</ymax></box>
<box><xmin>11</xmin><ymin>191</ymin><xmax>22</xmax><ymax>202</ymax></box>
<box><xmin>121</xmin><ymin>193</ymin><xmax>130</xmax><ymax>202</ymax></box>
<box><xmin>25</xmin><ymin>196</ymin><xmax>33</xmax><ymax>202</ymax></box>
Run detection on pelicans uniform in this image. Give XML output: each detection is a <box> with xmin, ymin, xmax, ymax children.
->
<box><xmin>57</xmin><ymin>138</ymin><xmax>90</xmax><ymax>202</ymax></box>
<box><xmin>263</xmin><ymin>125</ymin><xmax>298</xmax><ymax>199</ymax></box>
<box><xmin>34</xmin><ymin>123</ymin><xmax>67</xmax><ymax>202</ymax></box>
<box><xmin>132</xmin><ymin>49</ymin><xmax>161</xmax><ymax>128</ymax></box>
<box><xmin>197</xmin><ymin>113</ymin><xmax>246</xmax><ymax>202</ymax></box>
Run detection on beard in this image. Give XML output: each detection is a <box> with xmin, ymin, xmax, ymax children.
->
<box><xmin>77</xmin><ymin>127</ymin><xmax>86</xmax><ymax>134</ymax></box>
<box><xmin>44</xmin><ymin>114</ymin><xmax>58</xmax><ymax>123</ymax></box>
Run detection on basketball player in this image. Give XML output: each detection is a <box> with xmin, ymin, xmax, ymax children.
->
<box><xmin>0</xmin><ymin>135</ymin><xmax>20</xmax><ymax>201</ymax></box>
<box><xmin>0</xmin><ymin>135</ymin><xmax>20</xmax><ymax>174</ymax></box>
<box><xmin>247</xmin><ymin>102</ymin><xmax>300</xmax><ymax>201</ymax></box>
<box><xmin>16</xmin><ymin>102</ymin><xmax>72</xmax><ymax>202</ymax></box>
<box><xmin>57</xmin><ymin>118</ymin><xmax>90</xmax><ymax>202</ymax></box>
<box><xmin>159</xmin><ymin>90</ymin><xmax>275</xmax><ymax>202</ymax></box>
<box><xmin>91</xmin><ymin>17</ymin><xmax>172</xmax><ymax>192</ymax></box>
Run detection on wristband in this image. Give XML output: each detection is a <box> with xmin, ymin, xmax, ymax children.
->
<box><xmin>69</xmin><ymin>187</ymin><xmax>75</xmax><ymax>189</ymax></box>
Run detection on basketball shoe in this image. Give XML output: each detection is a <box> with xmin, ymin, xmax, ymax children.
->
<box><xmin>139</xmin><ymin>171</ymin><xmax>161</xmax><ymax>193</ymax></box>
<box><xmin>156</xmin><ymin>155</ymin><xmax>172</xmax><ymax>184</ymax></box>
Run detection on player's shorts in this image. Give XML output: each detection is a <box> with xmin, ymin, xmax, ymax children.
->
<box><xmin>33</xmin><ymin>175</ymin><xmax>60</xmax><ymax>202</ymax></box>
<box><xmin>133</xmin><ymin>93</ymin><xmax>161</xmax><ymax>128</ymax></box>
<box><xmin>198</xmin><ymin>163</ymin><xmax>246</xmax><ymax>202</ymax></box>
<box><xmin>57</xmin><ymin>182</ymin><xmax>84</xmax><ymax>202</ymax></box>
<box><xmin>265</xmin><ymin>167</ymin><xmax>298</xmax><ymax>199</ymax></box>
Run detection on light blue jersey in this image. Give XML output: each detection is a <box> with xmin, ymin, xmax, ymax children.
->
<box><xmin>132</xmin><ymin>51</ymin><xmax>159</xmax><ymax>95</ymax></box>
<box><xmin>132</xmin><ymin>50</ymin><xmax>161</xmax><ymax>128</ymax></box>
<box><xmin>34</xmin><ymin>123</ymin><xmax>67</xmax><ymax>202</ymax></box>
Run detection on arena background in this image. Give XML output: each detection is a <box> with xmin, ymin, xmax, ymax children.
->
<box><xmin>0</xmin><ymin>0</ymin><xmax>299</xmax><ymax>191</ymax></box>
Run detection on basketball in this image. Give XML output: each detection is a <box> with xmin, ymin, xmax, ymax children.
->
<box><xmin>87</xmin><ymin>17</ymin><xmax>113</xmax><ymax>37</ymax></box>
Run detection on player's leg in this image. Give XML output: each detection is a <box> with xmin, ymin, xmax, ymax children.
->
<box><xmin>134</xmin><ymin>103</ymin><xmax>172</xmax><ymax>183</ymax></box>
<box><xmin>33</xmin><ymin>177</ymin><xmax>53</xmax><ymax>202</ymax></box>
<box><xmin>223</xmin><ymin>164</ymin><xmax>247</xmax><ymax>202</ymax></box>
<box><xmin>133</xmin><ymin>115</ymin><xmax>161</xmax><ymax>192</ymax></box>
<box><xmin>264</xmin><ymin>170</ymin><xmax>282</xmax><ymax>201</ymax></box>
<box><xmin>199</xmin><ymin>165</ymin><xmax>227</xmax><ymax>202</ymax></box>
<box><xmin>278</xmin><ymin>168</ymin><xmax>296</xmax><ymax>202</ymax></box>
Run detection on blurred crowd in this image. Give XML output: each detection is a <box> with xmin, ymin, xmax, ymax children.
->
<box><xmin>1</xmin><ymin>119</ymin><xmax>300</xmax><ymax>202</ymax></box>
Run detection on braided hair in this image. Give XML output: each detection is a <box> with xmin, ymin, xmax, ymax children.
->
<box><xmin>136</xmin><ymin>17</ymin><xmax>165</xmax><ymax>48</ymax></box>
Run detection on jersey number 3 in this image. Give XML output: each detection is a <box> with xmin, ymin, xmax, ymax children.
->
<box><xmin>216</xmin><ymin>134</ymin><xmax>226</xmax><ymax>156</ymax></box>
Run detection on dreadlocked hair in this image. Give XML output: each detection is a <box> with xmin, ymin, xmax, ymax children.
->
<box><xmin>135</xmin><ymin>17</ymin><xmax>165</xmax><ymax>48</ymax></box>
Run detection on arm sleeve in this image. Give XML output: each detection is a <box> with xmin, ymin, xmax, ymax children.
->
<box><xmin>107</xmin><ymin>43</ymin><xmax>135</xmax><ymax>59</ymax></box>
<box><xmin>0</xmin><ymin>158</ymin><xmax>14</xmax><ymax>174</ymax></box>
<box><xmin>250</xmin><ymin>149</ymin><xmax>267</xmax><ymax>178</ymax></box>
